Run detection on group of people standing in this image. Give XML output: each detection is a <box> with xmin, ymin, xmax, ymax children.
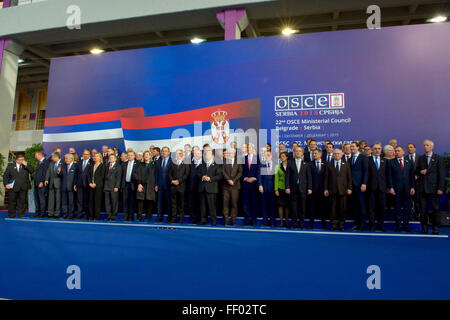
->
<box><xmin>2</xmin><ymin>138</ymin><xmax>446</xmax><ymax>234</ymax></box>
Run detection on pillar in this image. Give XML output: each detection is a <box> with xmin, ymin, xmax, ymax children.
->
<box><xmin>0</xmin><ymin>40</ymin><xmax>23</xmax><ymax>206</ymax></box>
<box><xmin>216</xmin><ymin>9</ymin><xmax>249</xmax><ymax>40</ymax></box>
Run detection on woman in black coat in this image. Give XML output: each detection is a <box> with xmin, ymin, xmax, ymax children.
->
<box><xmin>133</xmin><ymin>151</ymin><xmax>157</xmax><ymax>221</ymax></box>
<box><xmin>87</xmin><ymin>153</ymin><xmax>106</xmax><ymax>221</ymax></box>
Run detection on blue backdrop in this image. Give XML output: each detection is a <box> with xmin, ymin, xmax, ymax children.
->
<box><xmin>43</xmin><ymin>23</ymin><xmax>450</xmax><ymax>155</ymax></box>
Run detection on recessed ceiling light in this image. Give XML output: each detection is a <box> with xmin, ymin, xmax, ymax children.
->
<box><xmin>191</xmin><ymin>38</ymin><xmax>206</xmax><ymax>44</ymax></box>
<box><xmin>282</xmin><ymin>27</ymin><xmax>299</xmax><ymax>36</ymax></box>
<box><xmin>427</xmin><ymin>15</ymin><xmax>447</xmax><ymax>23</ymax></box>
<box><xmin>90</xmin><ymin>48</ymin><xmax>104</xmax><ymax>55</ymax></box>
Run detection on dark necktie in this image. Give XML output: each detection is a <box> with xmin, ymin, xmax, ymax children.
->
<box><xmin>399</xmin><ymin>158</ymin><xmax>404</xmax><ymax>171</ymax></box>
<box><xmin>336</xmin><ymin>162</ymin><xmax>340</xmax><ymax>173</ymax></box>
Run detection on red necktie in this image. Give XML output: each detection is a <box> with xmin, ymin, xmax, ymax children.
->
<box><xmin>399</xmin><ymin>158</ymin><xmax>404</xmax><ymax>170</ymax></box>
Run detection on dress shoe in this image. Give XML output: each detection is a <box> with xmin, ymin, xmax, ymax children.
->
<box><xmin>421</xmin><ymin>225</ymin><xmax>429</xmax><ymax>234</ymax></box>
<box><xmin>358</xmin><ymin>226</ymin><xmax>365</xmax><ymax>232</ymax></box>
<box><xmin>75</xmin><ymin>215</ymin><xmax>84</xmax><ymax>220</ymax></box>
<box><xmin>378</xmin><ymin>226</ymin><xmax>386</xmax><ymax>232</ymax></box>
<box><xmin>395</xmin><ymin>227</ymin><xmax>402</xmax><ymax>232</ymax></box>
<box><xmin>32</xmin><ymin>214</ymin><xmax>41</xmax><ymax>218</ymax></box>
<box><xmin>352</xmin><ymin>225</ymin><xmax>360</xmax><ymax>231</ymax></box>
<box><xmin>369</xmin><ymin>225</ymin><xmax>376</xmax><ymax>232</ymax></box>
<box><xmin>307</xmin><ymin>223</ymin><xmax>314</xmax><ymax>229</ymax></box>
<box><xmin>338</xmin><ymin>226</ymin><xmax>345</xmax><ymax>231</ymax></box>
<box><xmin>179</xmin><ymin>218</ymin><xmax>184</xmax><ymax>224</ymax></box>
<box><xmin>432</xmin><ymin>228</ymin><xmax>439</xmax><ymax>235</ymax></box>
<box><xmin>321</xmin><ymin>222</ymin><xmax>327</xmax><ymax>230</ymax></box>
<box><xmin>299</xmin><ymin>224</ymin><xmax>305</xmax><ymax>230</ymax></box>
<box><xmin>403</xmin><ymin>227</ymin><xmax>412</xmax><ymax>233</ymax></box>
<box><xmin>121</xmin><ymin>216</ymin><xmax>129</xmax><ymax>222</ymax></box>
<box><xmin>231</xmin><ymin>220</ymin><xmax>236</xmax><ymax>226</ymax></box>
<box><xmin>211</xmin><ymin>220</ymin><xmax>217</xmax><ymax>226</ymax></box>
<box><xmin>270</xmin><ymin>222</ymin><xmax>275</xmax><ymax>227</ymax></box>
<box><xmin>53</xmin><ymin>216</ymin><xmax>60</xmax><ymax>219</ymax></box>
<box><xmin>261</xmin><ymin>222</ymin><xmax>269</xmax><ymax>227</ymax></box>
<box><xmin>199</xmin><ymin>220</ymin><xmax>207</xmax><ymax>225</ymax></box>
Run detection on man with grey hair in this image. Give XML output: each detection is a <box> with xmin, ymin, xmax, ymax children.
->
<box><xmin>324</xmin><ymin>149</ymin><xmax>352</xmax><ymax>231</ymax></box>
<box><xmin>415</xmin><ymin>139</ymin><xmax>446</xmax><ymax>234</ymax></box>
<box><xmin>61</xmin><ymin>153</ymin><xmax>80</xmax><ymax>219</ymax></box>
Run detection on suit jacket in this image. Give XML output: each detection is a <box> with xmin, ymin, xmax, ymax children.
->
<box><xmin>309</xmin><ymin>160</ymin><xmax>325</xmax><ymax>193</ymax></box>
<box><xmin>87</xmin><ymin>163</ymin><xmax>106</xmax><ymax>189</ymax></box>
<box><xmin>77</xmin><ymin>158</ymin><xmax>93</xmax><ymax>188</ymax></box>
<box><xmin>34</xmin><ymin>158</ymin><xmax>49</xmax><ymax>187</ymax></box>
<box><xmin>285</xmin><ymin>158</ymin><xmax>312</xmax><ymax>193</ymax></box>
<box><xmin>242</xmin><ymin>154</ymin><xmax>260</xmax><ymax>180</ymax></box>
<box><xmin>222</xmin><ymin>161</ymin><xmax>243</xmax><ymax>190</ymax></box>
<box><xmin>169</xmin><ymin>160</ymin><xmax>190</xmax><ymax>192</ymax></box>
<box><xmin>387</xmin><ymin>157</ymin><xmax>415</xmax><ymax>191</ymax></box>
<box><xmin>60</xmin><ymin>162</ymin><xmax>79</xmax><ymax>192</ymax></box>
<box><xmin>349</xmin><ymin>153</ymin><xmax>369</xmax><ymax>187</ymax></box>
<box><xmin>303</xmin><ymin>150</ymin><xmax>315</xmax><ymax>163</ymax></box>
<box><xmin>258</xmin><ymin>160</ymin><xmax>276</xmax><ymax>192</ymax></box>
<box><xmin>324</xmin><ymin>160</ymin><xmax>352</xmax><ymax>195</ymax></box>
<box><xmin>322</xmin><ymin>152</ymin><xmax>334</xmax><ymax>164</ymax></box>
<box><xmin>45</xmin><ymin>160</ymin><xmax>63</xmax><ymax>189</ymax></box>
<box><xmin>197</xmin><ymin>161</ymin><xmax>222</xmax><ymax>194</ymax></box>
<box><xmin>189</xmin><ymin>160</ymin><xmax>202</xmax><ymax>191</ymax></box>
<box><xmin>121</xmin><ymin>160</ymin><xmax>140</xmax><ymax>191</ymax></box>
<box><xmin>155</xmin><ymin>156</ymin><xmax>172</xmax><ymax>188</ymax></box>
<box><xmin>342</xmin><ymin>154</ymin><xmax>352</xmax><ymax>164</ymax></box>
<box><xmin>133</xmin><ymin>161</ymin><xmax>156</xmax><ymax>201</ymax></box>
<box><xmin>367</xmin><ymin>156</ymin><xmax>388</xmax><ymax>192</ymax></box>
<box><xmin>104</xmin><ymin>162</ymin><xmax>122</xmax><ymax>191</ymax></box>
<box><xmin>3</xmin><ymin>162</ymin><xmax>34</xmax><ymax>191</ymax></box>
<box><xmin>415</xmin><ymin>153</ymin><xmax>446</xmax><ymax>194</ymax></box>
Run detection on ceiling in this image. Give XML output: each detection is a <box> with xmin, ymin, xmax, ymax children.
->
<box><xmin>13</xmin><ymin>0</ymin><xmax>450</xmax><ymax>89</ymax></box>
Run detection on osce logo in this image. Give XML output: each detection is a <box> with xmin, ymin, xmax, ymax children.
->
<box><xmin>274</xmin><ymin>93</ymin><xmax>345</xmax><ymax>111</ymax></box>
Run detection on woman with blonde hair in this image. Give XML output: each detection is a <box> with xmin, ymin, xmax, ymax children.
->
<box><xmin>383</xmin><ymin>144</ymin><xmax>395</xmax><ymax>220</ymax></box>
<box><xmin>87</xmin><ymin>152</ymin><xmax>106</xmax><ymax>221</ymax></box>
<box><xmin>383</xmin><ymin>144</ymin><xmax>395</xmax><ymax>160</ymax></box>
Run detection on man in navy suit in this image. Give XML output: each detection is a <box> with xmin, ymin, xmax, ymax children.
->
<box><xmin>259</xmin><ymin>150</ymin><xmax>276</xmax><ymax>227</ymax></box>
<box><xmin>387</xmin><ymin>146</ymin><xmax>415</xmax><ymax>232</ymax></box>
<box><xmin>304</xmin><ymin>139</ymin><xmax>318</xmax><ymax>163</ymax></box>
<box><xmin>242</xmin><ymin>144</ymin><xmax>260</xmax><ymax>226</ymax></box>
<box><xmin>285</xmin><ymin>147</ymin><xmax>312</xmax><ymax>229</ymax></box>
<box><xmin>415</xmin><ymin>139</ymin><xmax>446</xmax><ymax>234</ymax></box>
<box><xmin>60</xmin><ymin>154</ymin><xmax>80</xmax><ymax>219</ymax></box>
<box><xmin>309</xmin><ymin>149</ymin><xmax>326</xmax><ymax>229</ymax></box>
<box><xmin>349</xmin><ymin>141</ymin><xmax>369</xmax><ymax>231</ymax></box>
<box><xmin>121</xmin><ymin>151</ymin><xmax>139</xmax><ymax>221</ymax></box>
<box><xmin>188</xmin><ymin>147</ymin><xmax>203</xmax><ymax>224</ymax></box>
<box><xmin>33</xmin><ymin>151</ymin><xmax>49</xmax><ymax>218</ymax></box>
<box><xmin>155</xmin><ymin>146</ymin><xmax>172</xmax><ymax>222</ymax></box>
<box><xmin>367</xmin><ymin>143</ymin><xmax>387</xmax><ymax>231</ymax></box>
<box><xmin>76</xmin><ymin>149</ymin><xmax>92</xmax><ymax>220</ymax></box>
<box><xmin>322</xmin><ymin>142</ymin><xmax>334</xmax><ymax>164</ymax></box>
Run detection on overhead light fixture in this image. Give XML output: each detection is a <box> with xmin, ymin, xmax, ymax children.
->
<box><xmin>427</xmin><ymin>15</ymin><xmax>447</xmax><ymax>23</ymax></box>
<box><xmin>282</xmin><ymin>27</ymin><xmax>298</xmax><ymax>36</ymax></box>
<box><xmin>90</xmin><ymin>48</ymin><xmax>104</xmax><ymax>55</ymax></box>
<box><xmin>191</xmin><ymin>38</ymin><xmax>206</xmax><ymax>44</ymax></box>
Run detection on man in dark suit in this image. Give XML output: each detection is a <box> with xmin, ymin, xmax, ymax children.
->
<box><xmin>76</xmin><ymin>149</ymin><xmax>92</xmax><ymax>220</ymax></box>
<box><xmin>322</xmin><ymin>142</ymin><xmax>334</xmax><ymax>164</ymax></box>
<box><xmin>3</xmin><ymin>153</ymin><xmax>34</xmax><ymax>218</ymax></box>
<box><xmin>415</xmin><ymin>140</ymin><xmax>446</xmax><ymax>234</ymax></box>
<box><xmin>60</xmin><ymin>153</ymin><xmax>80</xmax><ymax>219</ymax></box>
<box><xmin>324</xmin><ymin>149</ymin><xmax>352</xmax><ymax>231</ymax></box>
<box><xmin>285</xmin><ymin>147</ymin><xmax>312</xmax><ymax>229</ymax></box>
<box><xmin>197</xmin><ymin>146</ymin><xmax>222</xmax><ymax>226</ymax></box>
<box><xmin>168</xmin><ymin>149</ymin><xmax>190</xmax><ymax>223</ymax></box>
<box><xmin>406</xmin><ymin>143</ymin><xmax>421</xmax><ymax>220</ymax></box>
<box><xmin>349</xmin><ymin>141</ymin><xmax>369</xmax><ymax>231</ymax></box>
<box><xmin>222</xmin><ymin>148</ymin><xmax>243</xmax><ymax>226</ymax></box>
<box><xmin>33</xmin><ymin>150</ymin><xmax>49</xmax><ymax>218</ymax></box>
<box><xmin>121</xmin><ymin>151</ymin><xmax>139</xmax><ymax>221</ymax></box>
<box><xmin>342</xmin><ymin>144</ymin><xmax>352</xmax><ymax>163</ymax></box>
<box><xmin>309</xmin><ymin>149</ymin><xmax>326</xmax><ymax>229</ymax></box>
<box><xmin>258</xmin><ymin>150</ymin><xmax>276</xmax><ymax>227</ymax></box>
<box><xmin>242</xmin><ymin>144</ymin><xmax>260</xmax><ymax>226</ymax></box>
<box><xmin>303</xmin><ymin>139</ymin><xmax>318</xmax><ymax>163</ymax></box>
<box><xmin>101</xmin><ymin>145</ymin><xmax>109</xmax><ymax>163</ymax></box>
<box><xmin>367</xmin><ymin>143</ymin><xmax>388</xmax><ymax>231</ymax></box>
<box><xmin>155</xmin><ymin>146</ymin><xmax>172</xmax><ymax>222</ymax></box>
<box><xmin>45</xmin><ymin>152</ymin><xmax>63</xmax><ymax>218</ymax></box>
<box><xmin>188</xmin><ymin>147</ymin><xmax>203</xmax><ymax>224</ymax></box>
<box><xmin>387</xmin><ymin>146</ymin><xmax>415</xmax><ymax>232</ymax></box>
<box><xmin>104</xmin><ymin>154</ymin><xmax>122</xmax><ymax>221</ymax></box>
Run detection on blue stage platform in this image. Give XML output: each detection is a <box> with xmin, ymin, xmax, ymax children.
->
<box><xmin>0</xmin><ymin>211</ymin><xmax>449</xmax><ymax>300</ymax></box>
